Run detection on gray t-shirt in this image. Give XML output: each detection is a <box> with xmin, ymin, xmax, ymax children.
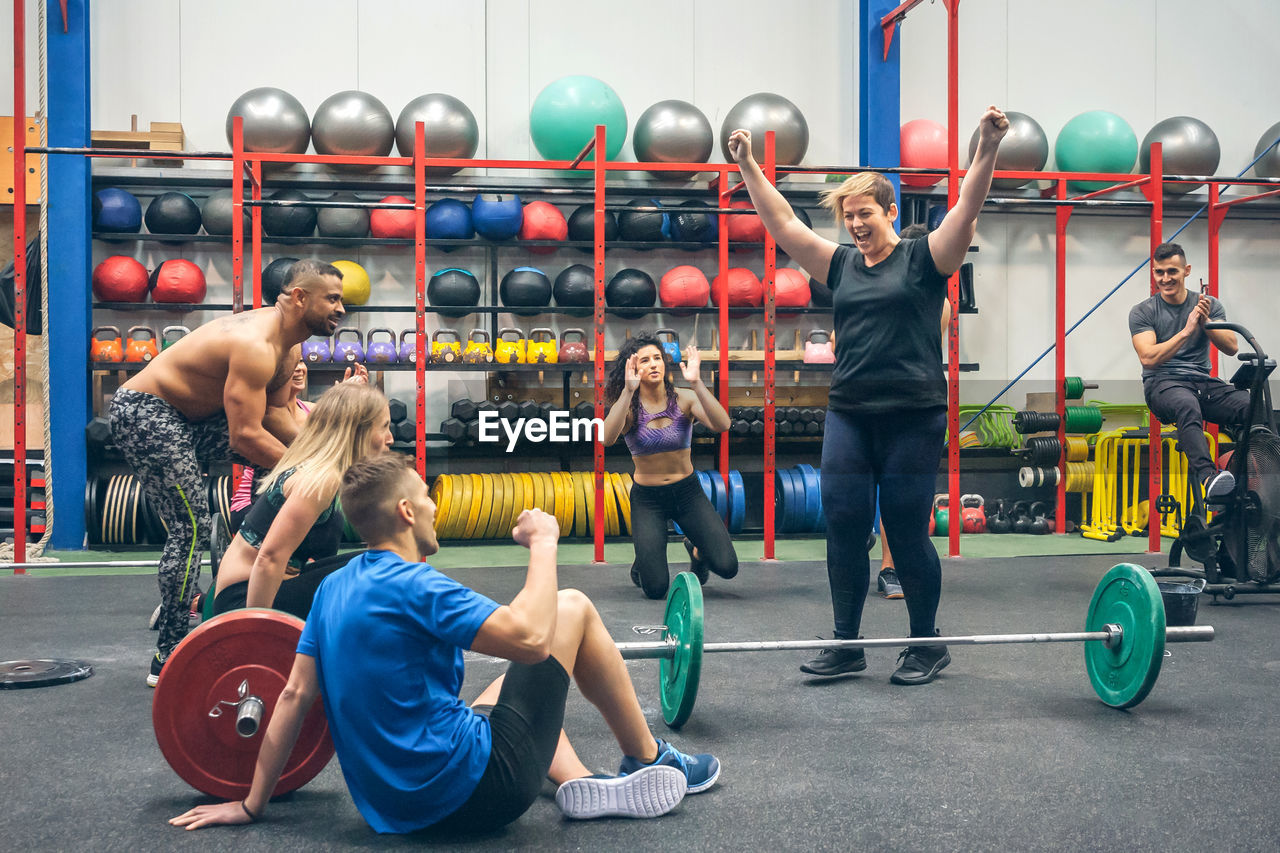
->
<box><xmin>1127</xmin><ymin>292</ymin><xmax>1226</xmax><ymax>380</ymax></box>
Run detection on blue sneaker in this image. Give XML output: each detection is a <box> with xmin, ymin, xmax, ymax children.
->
<box><xmin>555</xmin><ymin>765</ymin><xmax>686</xmax><ymax>820</ymax></box>
<box><xmin>619</xmin><ymin>738</ymin><xmax>720</xmax><ymax>794</ymax></box>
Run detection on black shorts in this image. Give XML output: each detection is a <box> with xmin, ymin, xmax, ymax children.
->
<box><xmin>428</xmin><ymin>656</ymin><xmax>570</xmax><ymax>834</ymax></box>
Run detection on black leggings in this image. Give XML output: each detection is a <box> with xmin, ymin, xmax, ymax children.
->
<box><xmin>629</xmin><ymin>472</ymin><xmax>738</xmax><ymax>600</ymax></box>
<box><xmin>821</xmin><ymin>407</ymin><xmax>946</xmax><ymax>639</ymax></box>
<box><xmin>210</xmin><ymin>551</ymin><xmax>360</xmax><ymax>621</ymax></box>
<box><xmin>1144</xmin><ymin>375</ymin><xmax>1250</xmax><ymax>483</ymax></box>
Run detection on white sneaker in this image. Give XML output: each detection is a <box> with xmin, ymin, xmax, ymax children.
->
<box><xmin>555</xmin><ymin>765</ymin><xmax>686</xmax><ymax>820</ymax></box>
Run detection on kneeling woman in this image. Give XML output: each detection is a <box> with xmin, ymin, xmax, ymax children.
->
<box><xmin>212</xmin><ymin>382</ymin><xmax>393</xmax><ymax>619</ymax></box>
<box><xmin>603</xmin><ymin>333</ymin><xmax>737</xmax><ymax>600</ymax></box>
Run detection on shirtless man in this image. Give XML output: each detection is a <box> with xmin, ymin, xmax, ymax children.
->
<box><xmin>108</xmin><ymin>259</ymin><xmax>348</xmax><ymax>685</ymax></box>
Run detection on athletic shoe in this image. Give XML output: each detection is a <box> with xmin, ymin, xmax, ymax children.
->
<box><xmin>188</xmin><ymin>592</ymin><xmax>205</xmax><ymax>625</ymax></box>
<box><xmin>146</xmin><ymin>651</ymin><xmax>166</xmax><ymax>688</ymax></box>
<box><xmin>1204</xmin><ymin>469</ymin><xmax>1235</xmax><ymax>502</ymax></box>
<box><xmin>683</xmin><ymin>537</ymin><xmax>709</xmax><ymax>585</ymax></box>
<box><xmin>799</xmin><ymin>644</ymin><xmax>867</xmax><ymax>676</ymax></box>
<box><xmin>619</xmin><ymin>738</ymin><xmax>720</xmax><ymax>794</ymax></box>
<box><xmin>877</xmin><ymin>568</ymin><xmax>904</xmax><ymax>599</ymax></box>
<box><xmin>555</xmin><ymin>765</ymin><xmax>686</xmax><ymax>820</ymax></box>
<box><xmin>890</xmin><ymin>636</ymin><xmax>951</xmax><ymax>685</ymax></box>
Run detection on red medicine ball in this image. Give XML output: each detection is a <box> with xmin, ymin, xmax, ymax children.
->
<box><xmin>92</xmin><ymin>255</ymin><xmax>150</xmax><ymax>302</ymax></box>
<box><xmin>518</xmin><ymin>201</ymin><xmax>568</xmax><ymax>254</ymax></box>
<box><xmin>659</xmin><ymin>265</ymin><xmax>710</xmax><ymax>308</ymax></box>
<box><xmin>148</xmin><ymin>259</ymin><xmax>207</xmax><ymax>303</ymax></box>
<box><xmin>774</xmin><ymin>267</ymin><xmax>812</xmax><ymax>309</ymax></box>
<box><xmin>726</xmin><ymin>200</ymin><xmax>766</xmax><ymax>244</ymax></box>
<box><xmin>370</xmin><ymin>195</ymin><xmax>415</xmax><ymax>239</ymax></box>
<box><xmin>711</xmin><ymin>268</ymin><xmax>763</xmax><ymax>307</ymax></box>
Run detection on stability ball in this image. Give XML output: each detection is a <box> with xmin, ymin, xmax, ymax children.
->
<box><xmin>473</xmin><ymin>194</ymin><xmax>524</xmax><ymax>241</ymax></box>
<box><xmin>718</xmin><ymin>93</ymin><xmax>809</xmax><ymax>165</ymax></box>
<box><xmin>501</xmin><ymin>267</ymin><xmax>553</xmax><ymax>310</ymax></box>
<box><xmin>554</xmin><ymin>264</ymin><xmax>596</xmax><ymax>311</ymax></box>
<box><xmin>225</xmin><ymin>87</ymin><xmax>311</xmax><ymax>154</ymax></box>
<box><xmin>262</xmin><ymin>257</ymin><xmax>300</xmax><ymax>304</ymax></box>
<box><xmin>606</xmin><ymin>268</ymin><xmax>657</xmax><ymax>317</ymax></box>
<box><xmin>659</xmin><ymin>265</ymin><xmax>710</xmax><ymax>308</ymax></box>
<box><xmin>370</xmin><ymin>195</ymin><xmax>415</xmax><ymax>239</ymax></box>
<box><xmin>200</xmin><ymin>190</ymin><xmax>250</xmax><ymax>236</ymax></box>
<box><xmin>633</xmin><ymin>100</ymin><xmax>714</xmax><ymax>180</ymax></box>
<box><xmin>1140</xmin><ymin>116</ymin><xmax>1220</xmax><ymax>194</ymax></box>
<box><xmin>425</xmin><ymin>199</ymin><xmax>474</xmax><ymax>243</ymax></box>
<box><xmin>1055</xmin><ymin>111</ymin><xmax>1138</xmax><ymax>191</ymax></box>
<box><xmin>261</xmin><ymin>189</ymin><xmax>317</xmax><ymax>237</ymax></box>
<box><xmin>92</xmin><ymin>256</ymin><xmax>149</xmax><ymax>302</ymax></box>
<box><xmin>529</xmin><ymin>75</ymin><xmax>627</xmax><ymax>161</ymax></box>
<box><xmin>93</xmin><ymin>188</ymin><xmax>142</xmax><ymax>233</ymax></box>
<box><xmin>1253</xmin><ymin>121</ymin><xmax>1280</xmax><ymax>178</ymax></box>
<box><xmin>312</xmin><ymin>90</ymin><xmax>395</xmax><ymax>169</ymax></box>
<box><xmin>149</xmin><ymin>259</ymin><xmax>207</xmax><ymax>304</ymax></box>
<box><xmin>316</xmin><ymin>194</ymin><xmax>370</xmax><ymax>238</ymax></box>
<box><xmin>711</xmin><ymin>268</ymin><xmax>763</xmax><ymax>307</ymax></box>
<box><xmin>331</xmin><ymin>259</ymin><xmax>371</xmax><ymax>306</ymax></box>
<box><xmin>144</xmin><ymin>192</ymin><xmax>202</xmax><ymax>237</ymax></box>
<box><xmin>967</xmin><ymin>111</ymin><xmax>1049</xmax><ymax>189</ymax></box>
<box><xmin>900</xmin><ymin>119</ymin><xmax>948</xmax><ymax>187</ymax></box>
<box><xmin>518</xmin><ymin>201</ymin><xmax>568</xmax><ymax>253</ymax></box>
<box><xmin>394</xmin><ymin>93</ymin><xmax>479</xmax><ymax>175</ymax></box>
<box><xmin>428</xmin><ymin>268</ymin><xmax>481</xmax><ymax>318</ymax></box>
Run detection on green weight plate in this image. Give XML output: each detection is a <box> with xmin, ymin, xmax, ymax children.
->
<box><xmin>1085</xmin><ymin>563</ymin><xmax>1166</xmax><ymax>709</ymax></box>
<box><xmin>659</xmin><ymin>571</ymin><xmax>704</xmax><ymax>728</ymax></box>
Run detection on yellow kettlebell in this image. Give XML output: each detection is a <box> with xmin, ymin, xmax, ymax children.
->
<box><xmin>527</xmin><ymin>328</ymin><xmax>559</xmax><ymax>364</ymax></box>
<box><xmin>429</xmin><ymin>329</ymin><xmax>463</xmax><ymax>364</ymax></box>
<box><xmin>462</xmin><ymin>329</ymin><xmax>494</xmax><ymax>364</ymax></box>
<box><xmin>494</xmin><ymin>327</ymin><xmax>526</xmax><ymax>364</ymax></box>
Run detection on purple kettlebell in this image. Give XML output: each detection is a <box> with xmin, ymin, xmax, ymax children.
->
<box><xmin>399</xmin><ymin>329</ymin><xmax>421</xmax><ymax>364</ymax></box>
<box><xmin>332</xmin><ymin>328</ymin><xmax>365</xmax><ymax>363</ymax></box>
<box><xmin>365</xmin><ymin>328</ymin><xmax>398</xmax><ymax>364</ymax></box>
<box><xmin>302</xmin><ymin>338</ymin><xmax>332</xmax><ymax>363</ymax></box>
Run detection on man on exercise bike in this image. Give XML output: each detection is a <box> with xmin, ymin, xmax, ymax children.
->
<box><xmin>1128</xmin><ymin>242</ymin><xmax>1249</xmax><ymax>503</ymax></box>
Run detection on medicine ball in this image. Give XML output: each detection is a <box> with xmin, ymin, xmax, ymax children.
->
<box><xmin>93</xmin><ymin>188</ymin><xmax>142</xmax><ymax>234</ymax></box>
<box><xmin>659</xmin><ymin>265</ymin><xmax>710</xmax><ymax>309</ymax></box>
<box><xmin>670</xmin><ymin>199</ymin><xmax>717</xmax><ymax>247</ymax></box>
<box><xmin>567</xmin><ymin>203</ymin><xmax>618</xmax><ymax>251</ymax></box>
<box><xmin>428</xmin><ymin>268</ymin><xmax>482</xmax><ymax>318</ymax></box>
<box><xmin>316</xmin><ymin>194</ymin><xmax>370</xmax><ymax>238</ymax></box>
<box><xmin>500</xmin><ymin>267</ymin><xmax>553</xmax><ymax>312</ymax></box>
<box><xmin>425</xmin><ymin>198</ymin><xmax>474</xmax><ymax>245</ymax></box>
<box><xmin>775</xmin><ymin>267</ymin><xmax>811</xmax><ymax>309</ymax></box>
<box><xmin>472</xmin><ymin>194</ymin><xmax>524</xmax><ymax>240</ymax></box>
<box><xmin>200</xmin><ymin>190</ymin><xmax>250</xmax><ymax>237</ymax></box>
<box><xmin>370</xmin><ymin>195</ymin><xmax>414</xmax><ymax>239</ymax></box>
<box><xmin>606</xmin><ymin>268</ymin><xmax>656</xmax><ymax>317</ymax></box>
<box><xmin>618</xmin><ymin>198</ymin><xmax>669</xmax><ymax>244</ymax></box>
<box><xmin>726</xmin><ymin>199</ymin><xmax>766</xmax><ymax>244</ymax></box>
<box><xmin>144</xmin><ymin>192</ymin><xmax>202</xmax><ymax>237</ymax></box>
<box><xmin>91</xmin><ymin>256</ymin><xmax>149</xmax><ymax>302</ymax></box>
<box><xmin>148</xmin><ymin>259</ymin><xmax>208</xmax><ymax>304</ymax></box>
<box><xmin>331</xmin><ymin>259</ymin><xmax>371</xmax><ymax>306</ymax></box>
<box><xmin>261</xmin><ymin>189</ymin><xmax>317</xmax><ymax>238</ymax></box>
<box><xmin>262</xmin><ymin>257</ymin><xmax>300</xmax><ymax>304</ymax></box>
<box><xmin>554</xmin><ymin>264</ymin><xmax>596</xmax><ymax>315</ymax></box>
<box><xmin>809</xmin><ymin>276</ymin><xmax>832</xmax><ymax>308</ymax></box>
<box><xmin>518</xmin><ymin>201</ymin><xmax>568</xmax><ymax>254</ymax></box>
<box><xmin>711</xmin><ymin>268</ymin><xmax>762</xmax><ymax>307</ymax></box>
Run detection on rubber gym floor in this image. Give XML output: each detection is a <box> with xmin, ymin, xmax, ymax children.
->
<box><xmin>3</xmin><ymin>540</ymin><xmax>1278</xmax><ymax>852</ymax></box>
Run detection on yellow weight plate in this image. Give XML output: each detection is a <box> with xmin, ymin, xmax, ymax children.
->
<box><xmin>604</xmin><ymin>472</ymin><xmax>619</xmax><ymax>536</ymax></box>
<box><xmin>483</xmin><ymin>474</ymin><xmax>504</xmax><ymax>539</ymax></box>
<box><xmin>612</xmin><ymin>473</ymin><xmax>631</xmax><ymax>535</ymax></box>
<box><xmin>517</xmin><ymin>472</ymin><xmax>534</xmax><ymax>523</ymax></box>
<box><xmin>462</xmin><ymin>474</ymin><xmax>484</xmax><ymax>539</ymax></box>
<box><xmin>571</xmin><ymin>470</ymin><xmax>588</xmax><ymax>537</ymax></box>
<box><xmin>501</xmin><ymin>472</ymin><xmax>518</xmax><ymax>537</ymax></box>
<box><xmin>546</xmin><ymin>472</ymin><xmax>563</xmax><ymax>529</ymax></box>
<box><xmin>128</xmin><ymin>476</ymin><xmax>144</xmax><ymax>544</ymax></box>
<box><xmin>556</xmin><ymin>472</ymin><xmax>574</xmax><ymax>535</ymax></box>
<box><xmin>471</xmin><ymin>474</ymin><xmax>494</xmax><ymax>539</ymax></box>
<box><xmin>431</xmin><ymin>475</ymin><xmax>452</xmax><ymax>538</ymax></box>
<box><xmin>451</xmin><ymin>473</ymin><xmax>473</xmax><ymax>540</ymax></box>
<box><xmin>532</xmin><ymin>471</ymin><xmax>549</xmax><ymax>515</ymax></box>
<box><xmin>104</xmin><ymin>474</ymin><xmax>123</xmax><ymax>544</ymax></box>
<box><xmin>580</xmin><ymin>472</ymin><xmax>597</xmax><ymax>536</ymax></box>
<box><xmin>506</xmin><ymin>473</ymin><xmax>524</xmax><ymax>535</ymax></box>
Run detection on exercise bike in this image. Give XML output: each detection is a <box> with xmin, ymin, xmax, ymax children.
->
<box><xmin>1153</xmin><ymin>322</ymin><xmax>1280</xmax><ymax>600</ymax></box>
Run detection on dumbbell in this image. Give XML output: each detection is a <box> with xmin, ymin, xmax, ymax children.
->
<box><xmin>518</xmin><ymin>400</ymin><xmax>542</xmax><ymax>422</ymax></box>
<box><xmin>394</xmin><ymin>420</ymin><xmax>416</xmax><ymax>444</ymax></box>
<box><xmin>539</xmin><ymin>402</ymin><xmax>557</xmax><ymax>423</ymax></box>
<box><xmin>784</xmin><ymin>407</ymin><xmax>803</xmax><ymax>423</ymax></box>
<box><xmin>728</xmin><ymin>406</ymin><xmax>743</xmax><ymax>420</ymax></box>
<box><xmin>573</xmin><ymin>401</ymin><xmax>595</xmax><ymax>420</ymax></box>
<box><xmin>465</xmin><ymin>419</ymin><xmax>483</xmax><ymax>443</ymax></box>
<box><xmin>748</xmin><ymin>420</ymin><xmax>765</xmax><ymax>437</ymax></box>
<box><xmin>497</xmin><ymin>399</ymin><xmax>520</xmax><ymax>421</ymax></box>
<box><xmin>86</xmin><ymin>417</ymin><xmax>113</xmax><ymax>452</ymax></box>
<box><xmin>730</xmin><ymin>418</ymin><xmax>750</xmax><ymax>437</ymax></box>
<box><xmin>388</xmin><ymin>398</ymin><xmax>409</xmax><ymax>425</ymax></box>
<box><xmin>693</xmin><ymin>422</ymin><xmax>711</xmax><ymax>438</ymax></box>
<box><xmin>811</xmin><ymin>408</ymin><xmax>826</xmax><ymax>424</ymax></box>
<box><xmin>440</xmin><ymin>418</ymin><xmax>467</xmax><ymax>442</ymax></box>
<box><xmin>777</xmin><ymin>420</ymin><xmax>795</xmax><ymax>437</ymax></box>
<box><xmin>450</xmin><ymin>399</ymin><xmax>478</xmax><ymax>422</ymax></box>
<box><xmin>798</xmin><ymin>408</ymin><xmax>816</xmax><ymax>424</ymax></box>
<box><xmin>803</xmin><ymin>421</ymin><xmax>822</xmax><ymax>436</ymax></box>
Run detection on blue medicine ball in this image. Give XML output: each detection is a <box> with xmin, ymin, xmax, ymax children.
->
<box><xmin>425</xmin><ymin>199</ymin><xmax>474</xmax><ymax>245</ymax></box>
<box><xmin>471</xmin><ymin>193</ymin><xmax>524</xmax><ymax>240</ymax></box>
<box><xmin>92</xmin><ymin>188</ymin><xmax>143</xmax><ymax>233</ymax></box>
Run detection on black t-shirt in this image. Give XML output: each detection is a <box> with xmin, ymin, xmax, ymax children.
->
<box><xmin>824</xmin><ymin>238</ymin><xmax>949</xmax><ymax>414</ymax></box>
<box><xmin>1127</xmin><ymin>292</ymin><xmax>1226</xmax><ymax>381</ymax></box>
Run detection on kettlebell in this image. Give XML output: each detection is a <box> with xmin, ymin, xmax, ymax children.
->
<box><xmin>90</xmin><ymin>326</ymin><xmax>124</xmax><ymax>362</ymax></box>
<box><xmin>932</xmin><ymin>494</ymin><xmax>950</xmax><ymax>537</ymax></box>
<box><xmin>987</xmin><ymin>499</ymin><xmax>1012</xmax><ymax>534</ymax></box>
<box><xmin>302</xmin><ymin>338</ymin><xmax>332</xmax><ymax>363</ymax></box>
<box><xmin>960</xmin><ymin>493</ymin><xmax>986</xmax><ymax>534</ymax></box>
<box><xmin>803</xmin><ymin>329</ymin><xmax>836</xmax><ymax>364</ymax></box>
<box><xmin>398</xmin><ymin>329</ymin><xmax>421</xmax><ymax>364</ymax></box>
<box><xmin>1028</xmin><ymin>501</ymin><xmax>1050</xmax><ymax>535</ymax></box>
<box><xmin>124</xmin><ymin>326</ymin><xmax>160</xmax><ymax>363</ymax></box>
<box><xmin>558</xmin><ymin>328</ymin><xmax>590</xmax><ymax>363</ymax></box>
<box><xmin>333</xmin><ymin>328</ymin><xmax>365</xmax><ymax>363</ymax></box>
<box><xmin>654</xmin><ymin>328</ymin><xmax>682</xmax><ymax>364</ymax></box>
<box><xmin>1011</xmin><ymin>500</ymin><xmax>1032</xmax><ymax>534</ymax></box>
<box><xmin>430</xmin><ymin>329</ymin><xmax>463</xmax><ymax>364</ymax></box>
<box><xmin>462</xmin><ymin>329</ymin><xmax>495</xmax><ymax>364</ymax></box>
<box><xmin>526</xmin><ymin>328</ymin><xmax>559</xmax><ymax>364</ymax></box>
<box><xmin>364</xmin><ymin>328</ymin><xmax>398</xmax><ymax>364</ymax></box>
<box><xmin>160</xmin><ymin>325</ymin><xmax>190</xmax><ymax>350</ymax></box>
<box><xmin>494</xmin><ymin>328</ymin><xmax>526</xmax><ymax>364</ymax></box>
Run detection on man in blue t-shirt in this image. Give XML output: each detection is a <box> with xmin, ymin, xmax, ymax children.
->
<box><xmin>1128</xmin><ymin>241</ymin><xmax>1249</xmax><ymax>501</ymax></box>
<box><xmin>171</xmin><ymin>453</ymin><xmax>719</xmax><ymax>835</ymax></box>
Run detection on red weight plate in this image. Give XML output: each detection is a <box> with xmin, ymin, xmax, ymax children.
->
<box><xmin>153</xmin><ymin>609</ymin><xmax>334</xmax><ymax>800</ymax></box>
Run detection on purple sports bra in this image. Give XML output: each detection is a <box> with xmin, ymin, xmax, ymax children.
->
<box><xmin>625</xmin><ymin>393</ymin><xmax>693</xmax><ymax>456</ymax></box>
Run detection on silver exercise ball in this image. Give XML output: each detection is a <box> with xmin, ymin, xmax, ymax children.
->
<box><xmin>633</xmin><ymin>100</ymin><xmax>714</xmax><ymax>181</ymax></box>
<box><xmin>312</xmin><ymin>90</ymin><xmax>395</xmax><ymax>170</ymax></box>
<box><xmin>200</xmin><ymin>189</ymin><xmax>250</xmax><ymax>236</ymax></box>
<box><xmin>718</xmin><ymin>93</ymin><xmax>809</xmax><ymax>165</ymax></box>
<box><xmin>1252</xmin><ymin>120</ymin><xmax>1280</xmax><ymax>179</ymax></box>
<box><xmin>317</xmin><ymin>193</ymin><xmax>370</xmax><ymax>238</ymax></box>
<box><xmin>967</xmin><ymin>110</ymin><xmax>1049</xmax><ymax>189</ymax></box>
<box><xmin>225</xmin><ymin>87</ymin><xmax>310</xmax><ymax>153</ymax></box>
<box><xmin>394</xmin><ymin>93</ymin><xmax>480</xmax><ymax>176</ymax></box>
<box><xmin>1140</xmin><ymin>116</ymin><xmax>1220</xmax><ymax>194</ymax></box>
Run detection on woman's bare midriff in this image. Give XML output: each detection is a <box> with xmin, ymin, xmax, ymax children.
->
<box><xmin>631</xmin><ymin>448</ymin><xmax>695</xmax><ymax>487</ymax></box>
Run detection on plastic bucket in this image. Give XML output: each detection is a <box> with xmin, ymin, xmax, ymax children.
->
<box><xmin>1157</xmin><ymin>577</ymin><xmax>1206</xmax><ymax>627</ymax></box>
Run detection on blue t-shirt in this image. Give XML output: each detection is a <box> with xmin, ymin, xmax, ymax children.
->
<box><xmin>297</xmin><ymin>549</ymin><xmax>500</xmax><ymax>834</ymax></box>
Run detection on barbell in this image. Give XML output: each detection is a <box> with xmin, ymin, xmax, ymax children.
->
<box><xmin>619</xmin><ymin>563</ymin><xmax>1214</xmax><ymax>727</ymax></box>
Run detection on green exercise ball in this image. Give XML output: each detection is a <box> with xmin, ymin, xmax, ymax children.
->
<box><xmin>529</xmin><ymin>75</ymin><xmax>627</xmax><ymax>164</ymax></box>
<box><xmin>1054</xmin><ymin>110</ymin><xmax>1138</xmax><ymax>192</ymax></box>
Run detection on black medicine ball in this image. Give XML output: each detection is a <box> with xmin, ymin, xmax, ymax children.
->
<box><xmin>809</xmin><ymin>276</ymin><xmax>832</xmax><ymax>308</ymax></box>
<box><xmin>618</xmin><ymin>198</ymin><xmax>669</xmax><ymax>244</ymax></box>
<box><xmin>567</xmin><ymin>204</ymin><xmax>618</xmax><ymax>253</ymax></box>
<box><xmin>554</xmin><ymin>264</ymin><xmax>596</xmax><ymax>316</ymax></box>
<box><xmin>200</xmin><ymin>190</ymin><xmax>251</xmax><ymax>237</ymax></box>
<box><xmin>262</xmin><ymin>189</ymin><xmax>317</xmax><ymax>237</ymax></box>
<box><xmin>317</xmin><ymin>194</ymin><xmax>370</xmax><ymax>238</ymax></box>
<box><xmin>144</xmin><ymin>192</ymin><xmax>202</xmax><ymax>237</ymax></box>
<box><xmin>261</xmin><ymin>257</ymin><xmax>300</xmax><ymax>304</ymax></box>
<box><xmin>670</xmin><ymin>199</ymin><xmax>717</xmax><ymax>247</ymax></box>
<box><xmin>428</xmin><ymin>268</ymin><xmax>482</xmax><ymax>318</ymax></box>
<box><xmin>500</xmin><ymin>267</ymin><xmax>552</xmax><ymax>313</ymax></box>
<box><xmin>606</xmin><ymin>268</ymin><xmax>656</xmax><ymax>317</ymax></box>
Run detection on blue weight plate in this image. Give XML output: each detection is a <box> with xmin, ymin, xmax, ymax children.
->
<box><xmin>775</xmin><ymin>468</ymin><xmax>798</xmax><ymax>534</ymax></box>
<box><xmin>709</xmin><ymin>471</ymin><xmax>728</xmax><ymax>520</ymax></box>
<box><xmin>727</xmin><ymin>470</ymin><xmax>745</xmax><ymax>534</ymax></box>
<box><xmin>796</xmin><ymin>463</ymin><xmax>821</xmax><ymax>533</ymax></box>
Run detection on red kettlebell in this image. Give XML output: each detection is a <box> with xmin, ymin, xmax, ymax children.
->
<box><xmin>124</xmin><ymin>326</ymin><xmax>160</xmax><ymax>363</ymax></box>
<box><xmin>960</xmin><ymin>494</ymin><xmax>986</xmax><ymax>533</ymax></box>
<box><xmin>91</xmin><ymin>326</ymin><xmax>124</xmax><ymax>363</ymax></box>
<box><xmin>558</xmin><ymin>328</ymin><xmax>590</xmax><ymax>363</ymax></box>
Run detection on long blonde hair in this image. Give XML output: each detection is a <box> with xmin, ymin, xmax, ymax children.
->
<box><xmin>259</xmin><ymin>382</ymin><xmax>387</xmax><ymax>501</ymax></box>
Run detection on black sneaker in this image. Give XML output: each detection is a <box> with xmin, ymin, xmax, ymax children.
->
<box><xmin>147</xmin><ymin>651</ymin><xmax>166</xmax><ymax>688</ymax></box>
<box><xmin>877</xmin><ymin>568</ymin><xmax>904</xmax><ymax>599</ymax></box>
<box><xmin>799</xmin><ymin>642</ymin><xmax>867</xmax><ymax>676</ymax></box>
<box><xmin>683</xmin><ymin>537</ymin><xmax>709</xmax><ymax>585</ymax></box>
<box><xmin>890</xmin><ymin>637</ymin><xmax>950</xmax><ymax>685</ymax></box>
<box><xmin>1203</xmin><ymin>469</ymin><xmax>1235</xmax><ymax>502</ymax></box>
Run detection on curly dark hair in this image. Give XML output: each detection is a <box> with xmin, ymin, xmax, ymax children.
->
<box><xmin>605</xmin><ymin>333</ymin><xmax>677</xmax><ymax>418</ymax></box>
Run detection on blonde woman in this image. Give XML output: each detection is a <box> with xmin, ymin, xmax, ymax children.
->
<box><xmin>211</xmin><ymin>382</ymin><xmax>393</xmax><ymax>619</ymax></box>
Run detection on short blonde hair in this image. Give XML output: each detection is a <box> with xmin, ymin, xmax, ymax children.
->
<box><xmin>819</xmin><ymin>173</ymin><xmax>897</xmax><ymax>226</ymax></box>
